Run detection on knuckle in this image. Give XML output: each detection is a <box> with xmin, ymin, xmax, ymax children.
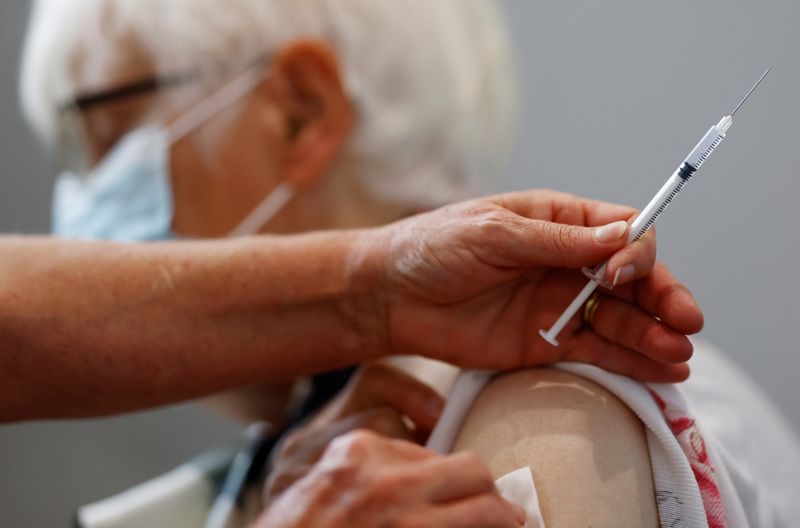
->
<box><xmin>319</xmin><ymin>456</ymin><xmax>360</xmax><ymax>487</ymax></box>
<box><xmin>449</xmin><ymin>201</ymin><xmax>496</xmax><ymax>227</ymax></box>
<box><xmin>328</xmin><ymin>429</ymin><xmax>378</xmax><ymax>458</ymax></box>
<box><xmin>458</xmin><ymin>452</ymin><xmax>494</xmax><ymax>485</ymax></box>
<box><xmin>475</xmin><ymin>208</ymin><xmax>514</xmax><ymax>239</ymax></box>
<box><xmin>556</xmin><ymin>225</ymin><xmax>580</xmax><ymax>253</ymax></box>
<box><xmin>460</xmin><ymin>200</ymin><xmax>496</xmax><ymax>218</ymax></box>
<box><xmin>535</xmin><ymin>221</ymin><xmax>577</xmax><ymax>257</ymax></box>
<box><xmin>461</xmin><ymin>209</ymin><xmax>525</xmax><ymax>266</ymax></box>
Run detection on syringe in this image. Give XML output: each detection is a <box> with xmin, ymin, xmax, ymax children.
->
<box><xmin>539</xmin><ymin>68</ymin><xmax>770</xmax><ymax>347</ymax></box>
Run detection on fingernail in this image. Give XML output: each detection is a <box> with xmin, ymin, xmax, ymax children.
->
<box><xmin>612</xmin><ymin>264</ymin><xmax>636</xmax><ymax>287</ymax></box>
<box><xmin>593</xmin><ymin>221</ymin><xmax>628</xmax><ymax>244</ymax></box>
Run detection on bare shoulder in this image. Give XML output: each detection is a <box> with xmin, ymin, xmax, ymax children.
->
<box><xmin>453</xmin><ymin>368</ymin><xmax>658</xmax><ymax>528</ymax></box>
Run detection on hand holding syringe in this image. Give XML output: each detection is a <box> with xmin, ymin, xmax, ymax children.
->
<box><xmin>540</xmin><ymin>69</ymin><xmax>770</xmax><ymax>346</ymax></box>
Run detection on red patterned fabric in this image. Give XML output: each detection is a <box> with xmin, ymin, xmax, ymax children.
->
<box><xmin>649</xmin><ymin>388</ymin><xmax>727</xmax><ymax>528</ymax></box>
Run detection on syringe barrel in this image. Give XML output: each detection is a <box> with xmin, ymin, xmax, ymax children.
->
<box><xmin>628</xmin><ymin>172</ymin><xmax>686</xmax><ymax>242</ymax></box>
<box><xmin>627</xmin><ymin>117</ymin><xmax>729</xmax><ymax>242</ymax></box>
<box><xmin>685</xmin><ymin>117</ymin><xmax>730</xmax><ymax>170</ymax></box>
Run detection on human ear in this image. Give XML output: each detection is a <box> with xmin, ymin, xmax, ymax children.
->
<box><xmin>269</xmin><ymin>40</ymin><xmax>354</xmax><ymax>189</ymax></box>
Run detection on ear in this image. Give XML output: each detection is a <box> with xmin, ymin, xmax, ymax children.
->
<box><xmin>270</xmin><ymin>40</ymin><xmax>354</xmax><ymax>189</ymax></box>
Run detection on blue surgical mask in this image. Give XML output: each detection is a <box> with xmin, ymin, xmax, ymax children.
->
<box><xmin>52</xmin><ymin>68</ymin><xmax>294</xmax><ymax>242</ymax></box>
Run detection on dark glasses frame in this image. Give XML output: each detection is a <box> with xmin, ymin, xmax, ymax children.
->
<box><xmin>59</xmin><ymin>71</ymin><xmax>201</xmax><ymax>115</ymax></box>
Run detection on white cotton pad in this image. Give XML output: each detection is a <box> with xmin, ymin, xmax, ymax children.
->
<box><xmin>495</xmin><ymin>467</ymin><xmax>546</xmax><ymax>528</ymax></box>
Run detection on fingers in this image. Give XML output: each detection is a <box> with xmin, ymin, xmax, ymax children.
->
<box><xmin>355</xmin><ymin>408</ymin><xmax>415</xmax><ymax>440</ymax></box>
<box><xmin>498</xmin><ymin>217</ymin><xmax>631</xmax><ymax>269</ymax></box>
<box><xmin>606</xmin><ymin>262</ymin><xmax>704</xmax><ymax>335</ymax></box>
<box><xmin>349</xmin><ymin>363</ymin><xmax>445</xmax><ymax>432</ymax></box>
<box><xmin>419</xmin><ymin>451</ymin><xmax>496</xmax><ymax>503</ymax></box>
<box><xmin>527</xmin><ymin>269</ymin><xmax>694</xmax><ymax>382</ymax></box>
<box><xmin>414</xmin><ymin>450</ymin><xmax>524</xmax><ymax>527</ymax></box>
<box><xmin>324</xmin><ymin>429</ymin><xmax>434</xmax><ymax>467</ymax></box>
<box><xmin>408</xmin><ymin>449</ymin><xmax>525</xmax><ymax>527</ymax></box>
<box><xmin>489</xmin><ymin>191</ymin><xmax>661</xmax><ymax>280</ymax></box>
<box><xmin>316</xmin><ymin>409</ymin><xmax>416</xmax><ymax>451</ymax></box>
<box><xmin>492</xmin><ymin>189</ymin><xmax>638</xmax><ymax>227</ymax></box>
<box><xmin>604</xmin><ymin>229</ymin><xmax>657</xmax><ymax>286</ymax></box>
<box><xmin>562</xmin><ymin>331</ymin><xmax>691</xmax><ymax>383</ymax></box>
<box><xmin>589</xmin><ymin>295</ymin><xmax>693</xmax><ymax>364</ymax></box>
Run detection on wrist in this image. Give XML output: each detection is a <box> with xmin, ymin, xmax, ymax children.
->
<box><xmin>342</xmin><ymin>227</ymin><xmax>393</xmax><ymax>362</ymax></box>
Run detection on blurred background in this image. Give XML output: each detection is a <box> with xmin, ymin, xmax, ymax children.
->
<box><xmin>1</xmin><ymin>0</ymin><xmax>798</xmax><ymax>525</ymax></box>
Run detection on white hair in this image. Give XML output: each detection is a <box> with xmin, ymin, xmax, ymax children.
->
<box><xmin>20</xmin><ymin>0</ymin><xmax>518</xmax><ymax>206</ymax></box>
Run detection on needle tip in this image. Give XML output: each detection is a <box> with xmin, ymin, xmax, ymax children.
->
<box><xmin>731</xmin><ymin>68</ymin><xmax>771</xmax><ymax>117</ymax></box>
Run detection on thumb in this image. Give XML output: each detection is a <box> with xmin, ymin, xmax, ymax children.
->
<box><xmin>352</xmin><ymin>364</ymin><xmax>445</xmax><ymax>432</ymax></box>
<box><xmin>510</xmin><ymin>219</ymin><xmax>629</xmax><ymax>268</ymax></box>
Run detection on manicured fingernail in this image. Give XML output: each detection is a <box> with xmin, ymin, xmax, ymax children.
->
<box><xmin>593</xmin><ymin>221</ymin><xmax>628</xmax><ymax>243</ymax></box>
<box><xmin>612</xmin><ymin>264</ymin><xmax>636</xmax><ymax>287</ymax></box>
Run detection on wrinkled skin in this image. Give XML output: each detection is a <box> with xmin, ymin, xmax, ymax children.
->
<box><xmin>372</xmin><ymin>190</ymin><xmax>703</xmax><ymax>381</ymax></box>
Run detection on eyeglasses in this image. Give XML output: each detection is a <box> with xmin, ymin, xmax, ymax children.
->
<box><xmin>56</xmin><ymin>71</ymin><xmax>200</xmax><ymax>176</ymax></box>
<box><xmin>56</xmin><ymin>54</ymin><xmax>270</xmax><ymax>177</ymax></box>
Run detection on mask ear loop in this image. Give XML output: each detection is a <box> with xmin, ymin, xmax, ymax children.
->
<box><xmin>165</xmin><ymin>67</ymin><xmax>266</xmax><ymax>144</ymax></box>
<box><xmin>164</xmin><ymin>65</ymin><xmax>297</xmax><ymax>238</ymax></box>
<box><xmin>227</xmin><ymin>181</ymin><xmax>294</xmax><ymax>238</ymax></box>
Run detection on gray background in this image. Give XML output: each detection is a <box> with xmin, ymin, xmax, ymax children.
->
<box><xmin>1</xmin><ymin>0</ymin><xmax>798</xmax><ymax>526</ymax></box>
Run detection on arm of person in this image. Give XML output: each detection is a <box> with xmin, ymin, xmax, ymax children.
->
<box><xmin>0</xmin><ymin>232</ymin><xmax>378</xmax><ymax>422</ymax></box>
<box><xmin>452</xmin><ymin>369</ymin><xmax>659</xmax><ymax>527</ymax></box>
<box><xmin>0</xmin><ymin>190</ymin><xmax>703</xmax><ymax>422</ymax></box>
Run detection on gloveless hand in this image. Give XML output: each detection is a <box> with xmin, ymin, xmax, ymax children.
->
<box><xmin>263</xmin><ymin>363</ymin><xmax>445</xmax><ymax>502</ymax></box>
<box><xmin>365</xmin><ymin>190</ymin><xmax>703</xmax><ymax>382</ymax></box>
<box><xmin>255</xmin><ymin>430</ymin><xmax>525</xmax><ymax>528</ymax></box>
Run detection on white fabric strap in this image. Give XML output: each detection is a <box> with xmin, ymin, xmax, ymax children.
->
<box><xmin>426</xmin><ymin>369</ymin><xmax>493</xmax><ymax>453</ymax></box>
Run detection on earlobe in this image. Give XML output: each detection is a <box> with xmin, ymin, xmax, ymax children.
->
<box><xmin>272</xmin><ymin>40</ymin><xmax>354</xmax><ymax>190</ymax></box>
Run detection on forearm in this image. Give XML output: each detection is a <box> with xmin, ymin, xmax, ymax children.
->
<box><xmin>0</xmin><ymin>232</ymin><xmax>386</xmax><ymax>422</ymax></box>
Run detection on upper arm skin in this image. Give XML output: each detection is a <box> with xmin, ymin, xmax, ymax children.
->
<box><xmin>453</xmin><ymin>368</ymin><xmax>658</xmax><ymax>528</ymax></box>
